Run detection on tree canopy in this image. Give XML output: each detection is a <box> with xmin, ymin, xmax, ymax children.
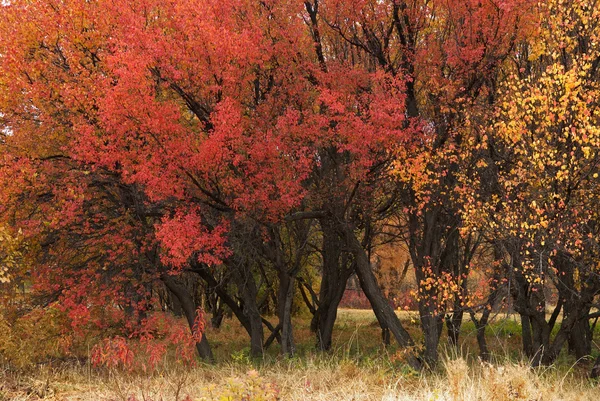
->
<box><xmin>1</xmin><ymin>0</ymin><xmax>599</xmax><ymax>371</ymax></box>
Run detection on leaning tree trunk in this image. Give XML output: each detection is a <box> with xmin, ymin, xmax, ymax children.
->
<box><xmin>541</xmin><ymin>293</ymin><xmax>598</xmax><ymax>365</ymax></box>
<box><xmin>539</xmin><ymin>253</ymin><xmax>598</xmax><ymax>365</ymax></box>
<box><xmin>339</xmin><ymin>224</ymin><xmax>422</xmax><ymax>370</ymax></box>
<box><xmin>471</xmin><ymin>311</ymin><xmax>492</xmax><ymax>362</ymax></box>
<box><xmin>161</xmin><ymin>275</ymin><xmax>214</xmax><ymax>362</ymax></box>
<box><xmin>192</xmin><ymin>261</ymin><xmax>254</xmax><ymax>334</ymax></box>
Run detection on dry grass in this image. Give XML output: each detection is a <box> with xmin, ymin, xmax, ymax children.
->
<box><xmin>1</xmin><ymin>309</ymin><xmax>598</xmax><ymax>400</ymax></box>
<box><xmin>2</xmin><ymin>356</ymin><xmax>597</xmax><ymax>401</ymax></box>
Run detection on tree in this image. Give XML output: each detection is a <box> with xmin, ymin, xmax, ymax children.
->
<box><xmin>465</xmin><ymin>0</ymin><xmax>600</xmax><ymax>366</ymax></box>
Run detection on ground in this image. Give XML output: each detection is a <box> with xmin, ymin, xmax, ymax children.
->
<box><xmin>1</xmin><ymin>309</ymin><xmax>598</xmax><ymax>400</ymax></box>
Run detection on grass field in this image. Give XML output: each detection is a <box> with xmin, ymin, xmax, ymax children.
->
<box><xmin>1</xmin><ymin>309</ymin><xmax>598</xmax><ymax>400</ymax></box>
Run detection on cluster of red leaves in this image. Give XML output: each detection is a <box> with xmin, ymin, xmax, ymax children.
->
<box><xmin>91</xmin><ymin>309</ymin><xmax>205</xmax><ymax>370</ymax></box>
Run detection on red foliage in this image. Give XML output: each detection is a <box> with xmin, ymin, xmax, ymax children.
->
<box><xmin>0</xmin><ymin>0</ymin><xmax>538</xmax><ymax>363</ymax></box>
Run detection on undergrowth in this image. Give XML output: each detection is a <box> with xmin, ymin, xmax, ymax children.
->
<box><xmin>1</xmin><ymin>310</ymin><xmax>598</xmax><ymax>400</ymax></box>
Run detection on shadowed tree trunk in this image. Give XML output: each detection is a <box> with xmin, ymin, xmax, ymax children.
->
<box><xmin>443</xmin><ymin>228</ymin><xmax>462</xmax><ymax>347</ymax></box>
<box><xmin>312</xmin><ymin>219</ymin><xmax>353</xmax><ymax>351</ymax></box>
<box><xmin>161</xmin><ymin>274</ymin><xmax>214</xmax><ymax>363</ymax></box>
<box><xmin>278</xmin><ymin>269</ymin><xmax>296</xmax><ymax>355</ymax></box>
<box><xmin>591</xmin><ymin>355</ymin><xmax>600</xmax><ymax>378</ymax></box>
<box><xmin>567</xmin><ymin>309</ymin><xmax>592</xmax><ymax>360</ymax></box>
<box><xmin>339</xmin><ymin>223</ymin><xmax>422</xmax><ymax>370</ymax></box>
<box><xmin>407</xmin><ymin>207</ymin><xmax>462</xmax><ymax>367</ymax></box>
<box><xmin>445</xmin><ymin>232</ymin><xmax>480</xmax><ymax>347</ymax></box>
<box><xmin>521</xmin><ymin>314</ymin><xmax>534</xmax><ymax>358</ymax></box>
<box><xmin>191</xmin><ymin>261</ymin><xmax>252</xmax><ymax>333</ymax></box>
<box><xmin>231</xmin><ymin>259</ymin><xmax>264</xmax><ymax>358</ymax></box>
<box><xmin>509</xmin><ymin>251</ymin><xmax>599</xmax><ymax>366</ymax></box>
<box><xmin>267</xmin><ymin>221</ymin><xmax>312</xmax><ymax>357</ymax></box>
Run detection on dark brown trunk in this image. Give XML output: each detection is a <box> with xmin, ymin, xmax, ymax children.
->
<box><xmin>591</xmin><ymin>355</ymin><xmax>600</xmax><ymax>378</ymax></box>
<box><xmin>529</xmin><ymin>312</ymin><xmax>550</xmax><ymax>366</ymax></box>
<box><xmin>278</xmin><ymin>269</ymin><xmax>296</xmax><ymax>356</ymax></box>
<box><xmin>474</xmin><ymin>315</ymin><xmax>490</xmax><ymax>362</ymax></box>
<box><xmin>210</xmin><ymin>307</ymin><xmax>224</xmax><ymax>329</ymax></box>
<box><xmin>446</xmin><ymin>310</ymin><xmax>463</xmax><ymax>347</ymax></box>
<box><xmin>232</xmin><ymin>261</ymin><xmax>264</xmax><ymax>358</ymax></box>
<box><xmin>567</xmin><ymin>306</ymin><xmax>592</xmax><ymax>360</ymax></box>
<box><xmin>521</xmin><ymin>314</ymin><xmax>533</xmax><ymax>358</ymax></box>
<box><xmin>468</xmin><ymin>272</ymin><xmax>501</xmax><ymax>362</ymax></box>
<box><xmin>313</xmin><ymin>221</ymin><xmax>353</xmax><ymax>351</ymax></box>
<box><xmin>161</xmin><ymin>275</ymin><xmax>214</xmax><ymax>363</ymax></box>
<box><xmin>191</xmin><ymin>262</ymin><xmax>255</xmax><ymax>337</ymax></box>
<box><xmin>339</xmin><ymin>224</ymin><xmax>421</xmax><ymax>369</ymax></box>
<box><xmin>541</xmin><ymin>298</ymin><xmax>595</xmax><ymax>365</ymax></box>
<box><xmin>419</xmin><ymin>303</ymin><xmax>444</xmax><ymax>366</ymax></box>
<box><xmin>443</xmin><ymin>228</ymin><xmax>464</xmax><ymax>347</ymax></box>
<box><xmin>539</xmin><ymin>253</ymin><xmax>598</xmax><ymax>365</ymax></box>
<box><xmin>315</xmin><ymin>283</ymin><xmax>347</xmax><ymax>350</ymax></box>
<box><xmin>206</xmin><ymin>288</ymin><xmax>225</xmax><ymax>329</ymax></box>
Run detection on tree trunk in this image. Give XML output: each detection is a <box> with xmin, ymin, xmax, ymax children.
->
<box><xmin>443</xmin><ymin>227</ymin><xmax>464</xmax><ymax>347</ymax></box>
<box><xmin>419</xmin><ymin>302</ymin><xmax>444</xmax><ymax>365</ymax></box>
<box><xmin>278</xmin><ymin>269</ymin><xmax>296</xmax><ymax>356</ymax></box>
<box><xmin>161</xmin><ymin>275</ymin><xmax>214</xmax><ymax>362</ymax></box>
<box><xmin>313</xmin><ymin>220</ymin><xmax>353</xmax><ymax>351</ymax></box>
<box><xmin>446</xmin><ymin>310</ymin><xmax>463</xmax><ymax>347</ymax></box>
<box><xmin>520</xmin><ymin>314</ymin><xmax>533</xmax><ymax>358</ymax></box>
<box><xmin>591</xmin><ymin>354</ymin><xmax>600</xmax><ymax>378</ymax></box>
<box><xmin>541</xmin><ymin>296</ymin><xmax>596</xmax><ymax>365</ymax></box>
<box><xmin>339</xmin><ymin>224</ymin><xmax>422</xmax><ymax>370</ymax></box>
<box><xmin>473</xmin><ymin>317</ymin><xmax>490</xmax><ymax>362</ymax></box>
<box><xmin>529</xmin><ymin>312</ymin><xmax>550</xmax><ymax>366</ymax></box>
<box><xmin>315</xmin><ymin>283</ymin><xmax>347</xmax><ymax>350</ymax></box>
<box><xmin>567</xmin><ymin>307</ymin><xmax>592</xmax><ymax>360</ymax></box>
<box><xmin>191</xmin><ymin>262</ymin><xmax>255</xmax><ymax>338</ymax></box>
<box><xmin>206</xmin><ymin>288</ymin><xmax>225</xmax><ymax>329</ymax></box>
<box><xmin>232</xmin><ymin>261</ymin><xmax>264</xmax><ymax>358</ymax></box>
<box><xmin>468</xmin><ymin>276</ymin><xmax>501</xmax><ymax>362</ymax></box>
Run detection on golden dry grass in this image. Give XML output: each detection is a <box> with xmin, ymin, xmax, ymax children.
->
<box><xmin>2</xmin><ymin>356</ymin><xmax>598</xmax><ymax>401</ymax></box>
<box><xmin>1</xmin><ymin>309</ymin><xmax>598</xmax><ymax>400</ymax></box>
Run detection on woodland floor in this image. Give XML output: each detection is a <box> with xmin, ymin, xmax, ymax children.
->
<box><xmin>1</xmin><ymin>309</ymin><xmax>599</xmax><ymax>400</ymax></box>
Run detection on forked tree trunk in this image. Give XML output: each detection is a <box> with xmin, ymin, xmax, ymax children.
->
<box><xmin>313</xmin><ymin>220</ymin><xmax>353</xmax><ymax>351</ymax></box>
<box><xmin>314</xmin><ymin>282</ymin><xmax>348</xmax><ymax>350</ymax></box>
<box><xmin>192</xmin><ymin>262</ymin><xmax>252</xmax><ymax>334</ymax></box>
